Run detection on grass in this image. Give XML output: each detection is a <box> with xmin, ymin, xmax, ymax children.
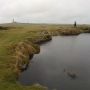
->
<box><xmin>0</xmin><ymin>23</ymin><xmax>90</xmax><ymax>90</ymax></box>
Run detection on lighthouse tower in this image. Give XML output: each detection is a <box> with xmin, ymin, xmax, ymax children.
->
<box><xmin>12</xmin><ymin>18</ymin><xmax>17</xmax><ymax>23</ymax></box>
<box><xmin>13</xmin><ymin>18</ymin><xmax>14</xmax><ymax>23</ymax></box>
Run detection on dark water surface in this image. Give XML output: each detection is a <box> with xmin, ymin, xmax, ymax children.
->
<box><xmin>19</xmin><ymin>34</ymin><xmax>90</xmax><ymax>90</ymax></box>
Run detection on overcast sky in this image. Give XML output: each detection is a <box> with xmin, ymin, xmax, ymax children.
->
<box><xmin>0</xmin><ymin>0</ymin><xmax>90</xmax><ymax>24</ymax></box>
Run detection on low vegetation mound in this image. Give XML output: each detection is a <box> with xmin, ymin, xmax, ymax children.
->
<box><xmin>0</xmin><ymin>26</ymin><xmax>8</xmax><ymax>30</ymax></box>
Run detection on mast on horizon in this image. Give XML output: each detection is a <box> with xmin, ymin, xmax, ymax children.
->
<box><xmin>12</xmin><ymin>18</ymin><xmax>17</xmax><ymax>23</ymax></box>
<box><xmin>13</xmin><ymin>18</ymin><xmax>14</xmax><ymax>23</ymax></box>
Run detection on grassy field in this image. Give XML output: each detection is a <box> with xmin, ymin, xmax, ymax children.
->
<box><xmin>0</xmin><ymin>23</ymin><xmax>90</xmax><ymax>90</ymax></box>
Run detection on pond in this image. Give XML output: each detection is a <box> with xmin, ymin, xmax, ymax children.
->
<box><xmin>19</xmin><ymin>34</ymin><xmax>90</xmax><ymax>90</ymax></box>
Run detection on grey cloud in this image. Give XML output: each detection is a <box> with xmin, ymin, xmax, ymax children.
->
<box><xmin>0</xmin><ymin>0</ymin><xmax>90</xmax><ymax>24</ymax></box>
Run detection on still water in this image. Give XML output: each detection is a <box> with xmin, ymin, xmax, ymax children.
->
<box><xmin>19</xmin><ymin>34</ymin><xmax>90</xmax><ymax>90</ymax></box>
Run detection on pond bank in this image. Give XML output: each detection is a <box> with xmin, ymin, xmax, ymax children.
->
<box><xmin>11</xmin><ymin>33</ymin><xmax>52</xmax><ymax>76</ymax></box>
<box><xmin>12</xmin><ymin>26</ymin><xmax>90</xmax><ymax>77</ymax></box>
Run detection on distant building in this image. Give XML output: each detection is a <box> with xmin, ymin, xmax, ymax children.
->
<box><xmin>12</xmin><ymin>18</ymin><xmax>17</xmax><ymax>23</ymax></box>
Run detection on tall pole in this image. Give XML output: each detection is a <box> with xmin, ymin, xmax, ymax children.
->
<box><xmin>13</xmin><ymin>18</ymin><xmax>14</xmax><ymax>23</ymax></box>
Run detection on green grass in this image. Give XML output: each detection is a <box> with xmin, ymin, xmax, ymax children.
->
<box><xmin>0</xmin><ymin>23</ymin><xmax>49</xmax><ymax>90</ymax></box>
<box><xmin>0</xmin><ymin>23</ymin><xmax>90</xmax><ymax>90</ymax></box>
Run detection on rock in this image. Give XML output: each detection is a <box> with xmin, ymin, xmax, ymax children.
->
<box><xmin>67</xmin><ymin>72</ymin><xmax>77</xmax><ymax>79</ymax></box>
<box><xmin>64</xmin><ymin>69</ymin><xmax>78</xmax><ymax>79</ymax></box>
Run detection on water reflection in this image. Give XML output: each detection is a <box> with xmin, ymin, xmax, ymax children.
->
<box><xmin>19</xmin><ymin>34</ymin><xmax>90</xmax><ymax>90</ymax></box>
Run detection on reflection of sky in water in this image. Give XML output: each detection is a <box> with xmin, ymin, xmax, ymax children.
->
<box><xmin>19</xmin><ymin>34</ymin><xmax>90</xmax><ymax>90</ymax></box>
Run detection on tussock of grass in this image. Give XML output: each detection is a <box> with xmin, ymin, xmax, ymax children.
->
<box><xmin>10</xmin><ymin>41</ymin><xmax>40</xmax><ymax>74</ymax></box>
<box><xmin>0</xmin><ymin>26</ymin><xmax>8</xmax><ymax>30</ymax></box>
<box><xmin>59</xmin><ymin>28</ymin><xmax>81</xmax><ymax>35</ymax></box>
